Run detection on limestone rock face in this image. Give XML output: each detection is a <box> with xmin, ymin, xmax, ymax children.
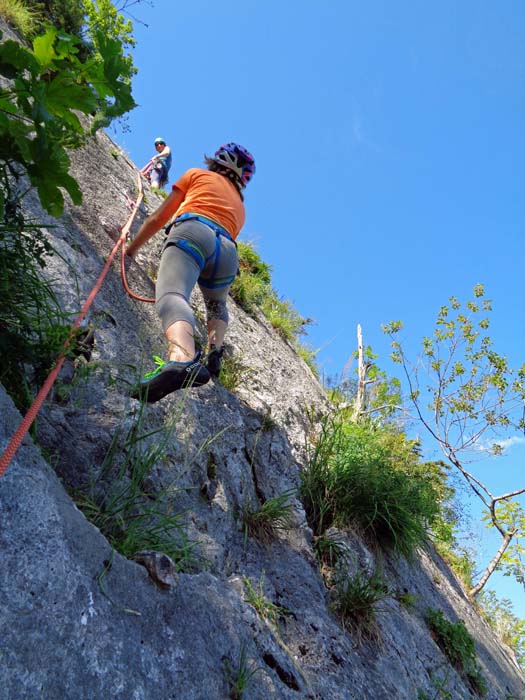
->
<box><xmin>0</xmin><ymin>71</ymin><xmax>524</xmax><ymax>698</ymax></box>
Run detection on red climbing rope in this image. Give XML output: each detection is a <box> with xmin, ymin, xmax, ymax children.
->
<box><xmin>0</xmin><ymin>172</ymin><xmax>149</xmax><ymax>478</ymax></box>
<box><xmin>120</xmin><ymin>239</ymin><xmax>155</xmax><ymax>304</ymax></box>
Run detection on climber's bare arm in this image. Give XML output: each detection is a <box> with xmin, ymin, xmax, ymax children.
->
<box><xmin>126</xmin><ymin>186</ymin><xmax>184</xmax><ymax>257</ymax></box>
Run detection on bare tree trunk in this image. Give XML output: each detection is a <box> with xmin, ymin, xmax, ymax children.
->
<box><xmin>469</xmin><ymin>529</ymin><xmax>516</xmax><ymax>597</ymax></box>
<box><xmin>352</xmin><ymin>324</ymin><xmax>365</xmax><ymax>421</ymax></box>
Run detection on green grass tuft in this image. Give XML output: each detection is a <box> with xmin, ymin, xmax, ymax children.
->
<box><xmin>75</xmin><ymin>410</ymin><xmax>198</xmax><ymax>571</ymax></box>
<box><xmin>332</xmin><ymin>569</ymin><xmax>391</xmax><ymax>643</ymax></box>
<box><xmin>224</xmin><ymin>643</ymin><xmax>260</xmax><ymax>700</ymax></box>
<box><xmin>0</xmin><ymin>0</ymin><xmax>40</xmax><ymax>36</ymax></box>
<box><xmin>243</xmin><ymin>571</ymin><xmax>290</xmax><ymax>628</ymax></box>
<box><xmin>218</xmin><ymin>352</ymin><xmax>254</xmax><ymax>392</ymax></box>
<box><xmin>300</xmin><ymin>417</ymin><xmax>441</xmax><ymax>557</ymax></box>
<box><xmin>242</xmin><ymin>490</ymin><xmax>296</xmax><ymax>544</ymax></box>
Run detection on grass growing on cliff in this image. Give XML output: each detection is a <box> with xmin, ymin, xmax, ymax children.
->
<box><xmin>243</xmin><ymin>572</ymin><xmax>290</xmax><ymax>629</ymax></box>
<box><xmin>230</xmin><ymin>242</ymin><xmax>317</xmax><ymax>370</ymax></box>
<box><xmin>300</xmin><ymin>416</ymin><xmax>442</xmax><ymax>557</ymax></box>
<box><xmin>0</xmin><ymin>0</ymin><xmax>40</xmax><ymax>35</ymax></box>
<box><xmin>76</xmin><ymin>409</ymin><xmax>198</xmax><ymax>570</ymax></box>
<box><xmin>313</xmin><ymin>533</ymin><xmax>350</xmax><ymax>569</ymax></box>
<box><xmin>242</xmin><ymin>490</ymin><xmax>296</xmax><ymax>545</ymax></box>
<box><xmin>426</xmin><ymin>608</ymin><xmax>487</xmax><ymax>697</ymax></box>
<box><xmin>223</xmin><ymin>643</ymin><xmax>260</xmax><ymax>700</ymax></box>
<box><xmin>332</xmin><ymin>569</ymin><xmax>391</xmax><ymax>643</ymax></box>
<box><xmin>217</xmin><ymin>352</ymin><xmax>254</xmax><ymax>392</ymax></box>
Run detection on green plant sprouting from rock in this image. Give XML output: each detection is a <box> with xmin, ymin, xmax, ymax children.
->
<box><xmin>332</xmin><ymin>568</ymin><xmax>391</xmax><ymax>643</ymax></box>
<box><xmin>242</xmin><ymin>490</ymin><xmax>296</xmax><ymax>545</ymax></box>
<box><xmin>243</xmin><ymin>571</ymin><xmax>290</xmax><ymax>629</ymax></box>
<box><xmin>231</xmin><ymin>241</ymin><xmax>317</xmax><ymax>370</ymax></box>
<box><xmin>300</xmin><ymin>416</ymin><xmax>443</xmax><ymax>557</ymax></box>
<box><xmin>223</xmin><ymin>643</ymin><xmax>260</xmax><ymax>700</ymax></box>
<box><xmin>75</xmin><ymin>410</ymin><xmax>198</xmax><ymax>571</ymax></box>
<box><xmin>426</xmin><ymin>608</ymin><xmax>487</xmax><ymax>697</ymax></box>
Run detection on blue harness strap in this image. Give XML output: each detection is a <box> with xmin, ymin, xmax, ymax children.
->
<box><xmin>173</xmin><ymin>214</ymin><xmax>237</xmax><ymax>289</ymax></box>
<box><xmin>172</xmin><ymin>240</ymin><xmax>205</xmax><ymax>271</ymax></box>
<box><xmin>174</xmin><ymin>213</ymin><xmax>234</xmax><ymax>241</ymax></box>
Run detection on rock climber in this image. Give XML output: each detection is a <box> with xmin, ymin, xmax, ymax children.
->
<box><xmin>126</xmin><ymin>142</ymin><xmax>256</xmax><ymax>403</ymax></box>
<box><xmin>148</xmin><ymin>137</ymin><xmax>172</xmax><ymax>189</ymax></box>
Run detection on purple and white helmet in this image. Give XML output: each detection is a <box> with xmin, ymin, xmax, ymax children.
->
<box><xmin>213</xmin><ymin>143</ymin><xmax>255</xmax><ymax>187</ymax></box>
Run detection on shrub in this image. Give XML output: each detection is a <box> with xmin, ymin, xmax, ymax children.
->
<box><xmin>426</xmin><ymin>608</ymin><xmax>487</xmax><ymax>697</ymax></box>
<box><xmin>300</xmin><ymin>417</ymin><xmax>441</xmax><ymax>556</ymax></box>
<box><xmin>332</xmin><ymin>569</ymin><xmax>390</xmax><ymax>643</ymax></box>
<box><xmin>0</xmin><ymin>20</ymin><xmax>136</xmax><ymax>409</ymax></box>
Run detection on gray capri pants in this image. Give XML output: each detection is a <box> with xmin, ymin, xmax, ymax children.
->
<box><xmin>155</xmin><ymin>219</ymin><xmax>238</xmax><ymax>333</ymax></box>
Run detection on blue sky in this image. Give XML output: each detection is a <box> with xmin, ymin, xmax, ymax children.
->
<box><xmin>114</xmin><ymin>1</ymin><xmax>525</xmax><ymax>616</ymax></box>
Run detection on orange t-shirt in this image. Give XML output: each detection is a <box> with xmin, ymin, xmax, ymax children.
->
<box><xmin>173</xmin><ymin>168</ymin><xmax>245</xmax><ymax>240</ymax></box>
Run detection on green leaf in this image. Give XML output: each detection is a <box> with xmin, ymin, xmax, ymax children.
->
<box><xmin>36</xmin><ymin>179</ymin><xmax>65</xmax><ymax>217</ymax></box>
<box><xmin>46</xmin><ymin>75</ymin><xmax>98</xmax><ymax>120</ymax></box>
<box><xmin>32</xmin><ymin>27</ymin><xmax>58</xmax><ymax>68</ymax></box>
<box><xmin>0</xmin><ymin>40</ymin><xmax>39</xmax><ymax>74</ymax></box>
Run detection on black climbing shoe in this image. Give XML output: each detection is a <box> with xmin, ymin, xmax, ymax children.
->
<box><xmin>131</xmin><ymin>352</ymin><xmax>211</xmax><ymax>403</ymax></box>
<box><xmin>205</xmin><ymin>345</ymin><xmax>224</xmax><ymax>377</ymax></box>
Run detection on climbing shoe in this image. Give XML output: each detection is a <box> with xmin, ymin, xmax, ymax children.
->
<box><xmin>131</xmin><ymin>352</ymin><xmax>210</xmax><ymax>403</ymax></box>
<box><xmin>205</xmin><ymin>345</ymin><xmax>224</xmax><ymax>377</ymax></box>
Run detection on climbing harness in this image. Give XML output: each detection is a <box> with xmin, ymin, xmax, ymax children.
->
<box><xmin>170</xmin><ymin>214</ymin><xmax>237</xmax><ymax>290</ymax></box>
<box><xmin>0</xmin><ymin>172</ymin><xmax>238</xmax><ymax>476</ymax></box>
<box><xmin>0</xmin><ymin>172</ymin><xmax>151</xmax><ymax>478</ymax></box>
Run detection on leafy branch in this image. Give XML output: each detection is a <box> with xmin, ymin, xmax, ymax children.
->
<box><xmin>0</xmin><ymin>23</ymin><xmax>135</xmax><ymax>218</ymax></box>
<box><xmin>383</xmin><ymin>285</ymin><xmax>525</xmax><ymax>597</ymax></box>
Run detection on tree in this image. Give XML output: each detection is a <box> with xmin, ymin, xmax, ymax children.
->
<box><xmin>478</xmin><ymin>590</ymin><xmax>525</xmax><ymax>669</ymax></box>
<box><xmin>383</xmin><ymin>285</ymin><xmax>525</xmax><ymax>597</ymax></box>
<box><xmin>84</xmin><ymin>0</ymin><xmax>137</xmax><ymax>86</ymax></box>
<box><xmin>327</xmin><ymin>324</ymin><xmax>403</xmax><ymax>425</ymax></box>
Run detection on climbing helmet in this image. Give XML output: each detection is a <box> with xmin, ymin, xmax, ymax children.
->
<box><xmin>154</xmin><ymin>137</ymin><xmax>166</xmax><ymax>146</ymax></box>
<box><xmin>213</xmin><ymin>143</ymin><xmax>255</xmax><ymax>187</ymax></box>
